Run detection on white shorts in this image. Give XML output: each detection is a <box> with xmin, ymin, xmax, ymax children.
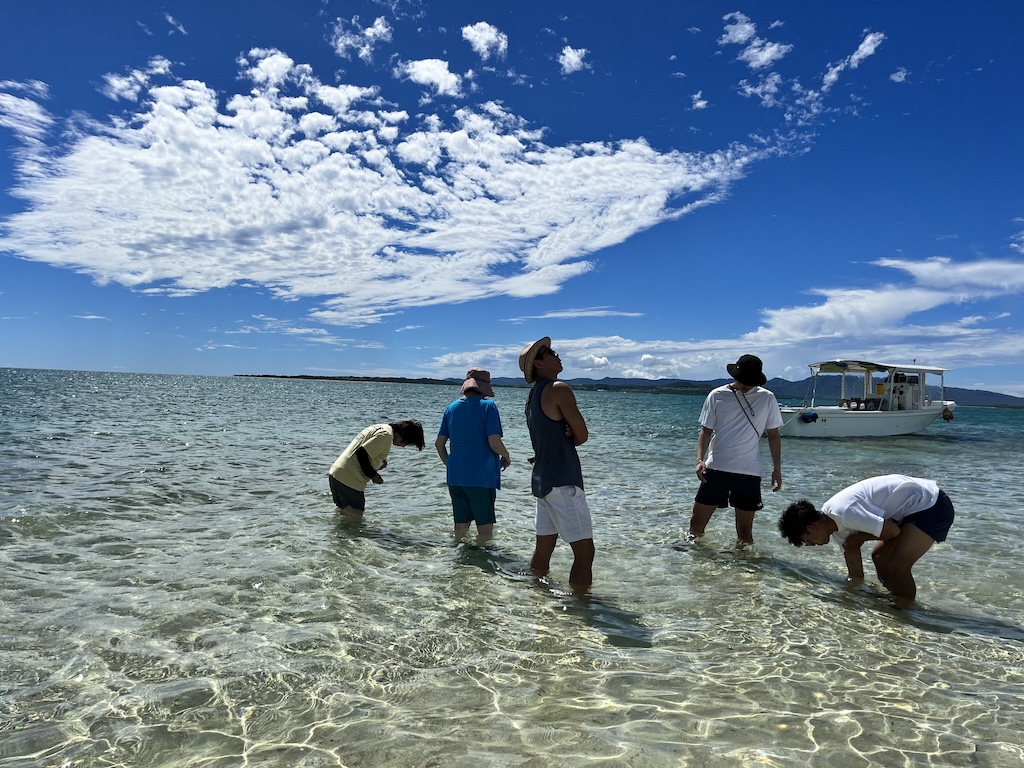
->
<box><xmin>536</xmin><ymin>485</ymin><xmax>593</xmax><ymax>542</ymax></box>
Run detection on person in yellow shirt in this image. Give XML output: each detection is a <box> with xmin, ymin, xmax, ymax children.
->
<box><xmin>328</xmin><ymin>420</ymin><xmax>425</xmax><ymax>516</ymax></box>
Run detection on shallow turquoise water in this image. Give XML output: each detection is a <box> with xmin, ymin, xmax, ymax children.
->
<box><xmin>2</xmin><ymin>368</ymin><xmax>1023</xmax><ymax>767</ymax></box>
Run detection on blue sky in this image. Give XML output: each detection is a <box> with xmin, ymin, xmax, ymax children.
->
<box><xmin>2</xmin><ymin>1</ymin><xmax>1023</xmax><ymax>395</ymax></box>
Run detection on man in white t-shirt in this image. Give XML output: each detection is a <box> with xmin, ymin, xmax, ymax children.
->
<box><xmin>689</xmin><ymin>354</ymin><xmax>783</xmax><ymax>544</ymax></box>
<box><xmin>778</xmin><ymin>474</ymin><xmax>955</xmax><ymax>604</ymax></box>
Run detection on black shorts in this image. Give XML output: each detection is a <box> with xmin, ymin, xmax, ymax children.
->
<box><xmin>694</xmin><ymin>468</ymin><xmax>763</xmax><ymax>512</ymax></box>
<box><xmin>329</xmin><ymin>475</ymin><xmax>365</xmax><ymax>511</ymax></box>
<box><xmin>899</xmin><ymin>489</ymin><xmax>954</xmax><ymax>543</ymax></box>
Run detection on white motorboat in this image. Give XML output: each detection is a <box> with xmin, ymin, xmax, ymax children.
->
<box><xmin>779</xmin><ymin>360</ymin><xmax>956</xmax><ymax>437</ymax></box>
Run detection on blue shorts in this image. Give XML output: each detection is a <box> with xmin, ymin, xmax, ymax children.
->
<box><xmin>694</xmin><ymin>468</ymin><xmax>763</xmax><ymax>512</ymax></box>
<box><xmin>449</xmin><ymin>486</ymin><xmax>497</xmax><ymax>526</ymax></box>
<box><xmin>900</xmin><ymin>489</ymin><xmax>954</xmax><ymax>543</ymax></box>
<box><xmin>329</xmin><ymin>475</ymin><xmax>365</xmax><ymax>511</ymax></box>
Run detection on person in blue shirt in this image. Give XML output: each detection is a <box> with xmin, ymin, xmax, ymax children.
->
<box><xmin>435</xmin><ymin>369</ymin><xmax>511</xmax><ymax>543</ymax></box>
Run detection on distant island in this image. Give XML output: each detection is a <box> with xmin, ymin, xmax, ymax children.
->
<box><xmin>234</xmin><ymin>373</ymin><xmax>1024</xmax><ymax>408</ymax></box>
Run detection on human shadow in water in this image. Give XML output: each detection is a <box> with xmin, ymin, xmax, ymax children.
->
<box><xmin>453</xmin><ymin>542</ymin><xmax>654</xmax><ymax>648</ymax></box>
<box><xmin>333</xmin><ymin>513</ymin><xmax>444</xmax><ymax>554</ymax></box>
<box><xmin>761</xmin><ymin>552</ymin><xmax>1024</xmax><ymax>645</ymax></box>
<box><xmin>673</xmin><ymin>540</ymin><xmax>1024</xmax><ymax>644</ymax></box>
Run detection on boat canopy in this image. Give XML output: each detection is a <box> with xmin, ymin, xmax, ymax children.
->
<box><xmin>808</xmin><ymin>360</ymin><xmax>949</xmax><ymax>376</ymax></box>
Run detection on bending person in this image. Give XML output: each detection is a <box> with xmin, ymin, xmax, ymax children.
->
<box><xmin>328</xmin><ymin>421</ymin><xmax>425</xmax><ymax>517</ymax></box>
<box><xmin>779</xmin><ymin>474</ymin><xmax>955</xmax><ymax>604</ymax></box>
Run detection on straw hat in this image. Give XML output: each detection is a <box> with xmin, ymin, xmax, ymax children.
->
<box><xmin>518</xmin><ymin>337</ymin><xmax>551</xmax><ymax>384</ymax></box>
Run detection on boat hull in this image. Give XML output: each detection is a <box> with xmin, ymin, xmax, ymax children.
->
<box><xmin>778</xmin><ymin>404</ymin><xmax>954</xmax><ymax>437</ymax></box>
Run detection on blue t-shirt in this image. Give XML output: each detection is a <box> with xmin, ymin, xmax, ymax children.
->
<box><xmin>437</xmin><ymin>396</ymin><xmax>503</xmax><ymax>489</ymax></box>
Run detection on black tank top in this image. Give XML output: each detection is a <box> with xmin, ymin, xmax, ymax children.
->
<box><xmin>526</xmin><ymin>379</ymin><xmax>584</xmax><ymax>498</ymax></box>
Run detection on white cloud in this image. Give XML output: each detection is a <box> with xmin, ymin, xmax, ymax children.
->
<box><xmin>822</xmin><ymin>31</ymin><xmax>885</xmax><ymax>92</ymax></box>
<box><xmin>504</xmin><ymin>307</ymin><xmax>644</xmax><ymax>323</ymax></box>
<box><xmin>164</xmin><ymin>14</ymin><xmax>187</xmax><ymax>35</ymax></box>
<box><xmin>0</xmin><ymin>59</ymin><xmax>764</xmax><ymax>329</ymax></box>
<box><xmin>691</xmin><ymin>91</ymin><xmax>708</xmax><ymax>110</ymax></box>
<box><xmin>330</xmin><ymin>16</ymin><xmax>393</xmax><ymax>63</ymax></box>
<box><xmin>719</xmin><ymin>12</ymin><xmax>792</xmax><ymax>70</ymax></box>
<box><xmin>100</xmin><ymin>57</ymin><xmax>174</xmax><ymax>101</ymax></box>
<box><xmin>738</xmin><ymin>39</ymin><xmax>793</xmax><ymax>70</ymax></box>
<box><xmin>558</xmin><ymin>46</ymin><xmax>589</xmax><ymax>75</ymax></box>
<box><xmin>427</xmin><ymin>257</ymin><xmax>1024</xmax><ymax>384</ymax></box>
<box><xmin>393</xmin><ymin>59</ymin><xmax>463</xmax><ymax>98</ymax></box>
<box><xmin>719</xmin><ymin>12</ymin><xmax>757</xmax><ymax>46</ymax></box>
<box><xmin>0</xmin><ymin>89</ymin><xmax>54</xmax><ymax>143</ymax></box>
<box><xmin>738</xmin><ymin>73</ymin><xmax>783</xmax><ymax>107</ymax></box>
<box><xmin>462</xmin><ymin>22</ymin><xmax>508</xmax><ymax>61</ymax></box>
<box><xmin>890</xmin><ymin>67</ymin><xmax>909</xmax><ymax>83</ymax></box>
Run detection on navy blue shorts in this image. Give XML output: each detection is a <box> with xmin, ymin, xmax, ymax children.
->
<box><xmin>899</xmin><ymin>489</ymin><xmax>954</xmax><ymax>543</ymax></box>
<box><xmin>449</xmin><ymin>486</ymin><xmax>497</xmax><ymax>526</ymax></box>
<box><xmin>329</xmin><ymin>475</ymin><xmax>365</xmax><ymax>511</ymax></box>
<box><xmin>694</xmin><ymin>468</ymin><xmax>763</xmax><ymax>512</ymax></box>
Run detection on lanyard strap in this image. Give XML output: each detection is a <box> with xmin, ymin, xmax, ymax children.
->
<box><xmin>730</xmin><ymin>385</ymin><xmax>761</xmax><ymax>437</ymax></box>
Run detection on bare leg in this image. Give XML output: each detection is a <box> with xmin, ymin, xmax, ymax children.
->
<box><xmin>531</xmin><ymin>534</ymin><xmax>558</xmax><ymax>577</ymax></box>
<box><xmin>475</xmin><ymin>523</ymin><xmax>494</xmax><ymax>544</ymax></box>
<box><xmin>689</xmin><ymin>502</ymin><xmax>718</xmax><ymax>538</ymax></box>
<box><xmin>568</xmin><ymin>538</ymin><xmax>595</xmax><ymax>590</ymax></box>
<box><xmin>734</xmin><ymin>508</ymin><xmax>755</xmax><ymax>545</ymax></box>
<box><xmin>340</xmin><ymin>505</ymin><xmax>364</xmax><ymax>518</ymax></box>
<box><xmin>453</xmin><ymin>522</ymin><xmax>471</xmax><ymax>541</ymax></box>
<box><xmin>871</xmin><ymin>523</ymin><xmax>935</xmax><ymax>605</ymax></box>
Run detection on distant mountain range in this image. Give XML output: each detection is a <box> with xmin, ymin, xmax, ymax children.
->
<box><xmin>237</xmin><ymin>373</ymin><xmax>1024</xmax><ymax>407</ymax></box>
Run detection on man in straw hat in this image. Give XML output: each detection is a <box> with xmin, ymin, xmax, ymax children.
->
<box><xmin>519</xmin><ymin>337</ymin><xmax>595</xmax><ymax>590</ymax></box>
<box><xmin>689</xmin><ymin>354</ymin><xmax>783</xmax><ymax>544</ymax></box>
<box><xmin>435</xmin><ymin>369</ymin><xmax>512</xmax><ymax>542</ymax></box>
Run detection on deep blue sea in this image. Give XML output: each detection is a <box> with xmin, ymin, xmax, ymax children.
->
<box><xmin>2</xmin><ymin>368</ymin><xmax>1024</xmax><ymax>767</ymax></box>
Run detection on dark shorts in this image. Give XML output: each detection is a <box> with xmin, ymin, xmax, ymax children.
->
<box><xmin>329</xmin><ymin>475</ymin><xmax>365</xmax><ymax>511</ymax></box>
<box><xmin>899</xmin><ymin>489</ymin><xmax>954</xmax><ymax>543</ymax></box>
<box><xmin>449</xmin><ymin>486</ymin><xmax>497</xmax><ymax>526</ymax></box>
<box><xmin>694</xmin><ymin>468</ymin><xmax>763</xmax><ymax>512</ymax></box>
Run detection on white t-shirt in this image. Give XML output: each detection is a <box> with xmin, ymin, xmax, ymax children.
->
<box><xmin>821</xmin><ymin>474</ymin><xmax>940</xmax><ymax>545</ymax></box>
<box><xmin>699</xmin><ymin>384</ymin><xmax>783</xmax><ymax>477</ymax></box>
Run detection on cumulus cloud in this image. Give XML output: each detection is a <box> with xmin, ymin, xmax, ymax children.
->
<box><xmin>737</xmin><ymin>73</ymin><xmax>783</xmax><ymax>107</ymax></box>
<box><xmin>558</xmin><ymin>46</ymin><xmax>589</xmax><ymax>75</ymax></box>
<box><xmin>691</xmin><ymin>91</ymin><xmax>708</xmax><ymax>110</ymax></box>
<box><xmin>890</xmin><ymin>67</ymin><xmax>909</xmax><ymax>83</ymax></box>
<box><xmin>462</xmin><ymin>22</ymin><xmax>508</xmax><ymax>61</ymax></box>
<box><xmin>330</xmin><ymin>16</ymin><xmax>393</xmax><ymax>63</ymax></box>
<box><xmin>719</xmin><ymin>12</ymin><xmax>792</xmax><ymax>70</ymax></box>
<box><xmin>426</xmin><ymin>257</ymin><xmax>1024</xmax><ymax>383</ymax></box>
<box><xmin>0</xmin><ymin>53</ymin><xmax>759</xmax><ymax>328</ymax></box>
<box><xmin>393</xmin><ymin>58</ymin><xmax>463</xmax><ymax>98</ymax></box>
